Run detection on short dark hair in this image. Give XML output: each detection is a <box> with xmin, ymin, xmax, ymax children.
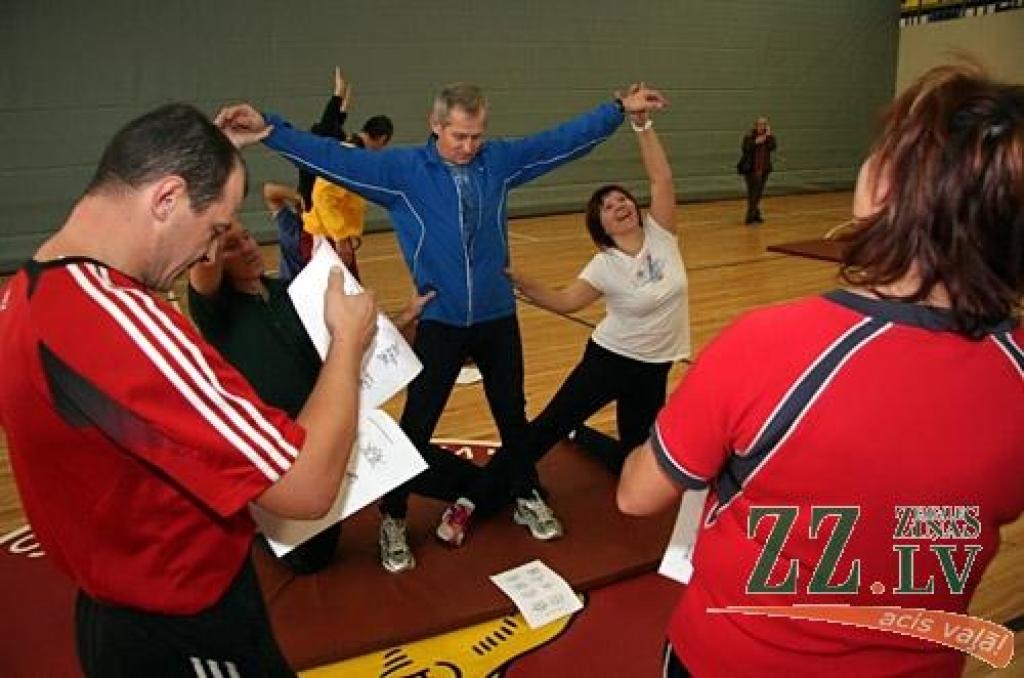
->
<box><xmin>85</xmin><ymin>103</ymin><xmax>242</xmax><ymax>212</ymax></box>
<box><xmin>840</xmin><ymin>64</ymin><xmax>1024</xmax><ymax>338</ymax></box>
<box><xmin>585</xmin><ymin>184</ymin><xmax>640</xmax><ymax>249</ymax></box>
<box><xmin>362</xmin><ymin>115</ymin><xmax>394</xmax><ymax>143</ymax></box>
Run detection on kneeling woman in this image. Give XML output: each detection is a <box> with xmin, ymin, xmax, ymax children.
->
<box><xmin>509</xmin><ymin>98</ymin><xmax>689</xmax><ymax>501</ymax></box>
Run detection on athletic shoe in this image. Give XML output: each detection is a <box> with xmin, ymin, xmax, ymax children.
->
<box><xmin>513</xmin><ymin>490</ymin><xmax>564</xmax><ymax>541</ymax></box>
<box><xmin>436</xmin><ymin>498</ymin><xmax>475</xmax><ymax>547</ymax></box>
<box><xmin>379</xmin><ymin>515</ymin><xmax>415</xmax><ymax>573</ymax></box>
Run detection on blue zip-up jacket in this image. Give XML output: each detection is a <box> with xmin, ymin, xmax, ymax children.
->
<box><xmin>263</xmin><ymin>102</ymin><xmax>624</xmax><ymax>326</ymax></box>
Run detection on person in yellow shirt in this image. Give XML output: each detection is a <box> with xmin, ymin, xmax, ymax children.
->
<box><xmin>304</xmin><ymin>115</ymin><xmax>394</xmax><ymax>281</ymax></box>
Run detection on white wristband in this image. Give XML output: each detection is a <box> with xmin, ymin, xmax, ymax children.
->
<box><xmin>630</xmin><ymin>118</ymin><xmax>653</xmax><ymax>133</ymax></box>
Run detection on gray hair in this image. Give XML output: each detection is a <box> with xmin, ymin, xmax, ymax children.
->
<box><xmin>432</xmin><ymin>83</ymin><xmax>487</xmax><ymax>125</ymax></box>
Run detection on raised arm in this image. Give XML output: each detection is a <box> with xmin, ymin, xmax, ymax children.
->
<box><xmin>507</xmin><ymin>268</ymin><xmax>601</xmax><ymax>315</ymax></box>
<box><xmin>630</xmin><ymin>100</ymin><xmax>675</xmax><ymax>232</ymax></box>
<box><xmin>216</xmin><ymin>103</ymin><xmax>404</xmax><ymax>208</ymax></box>
<box><xmin>255</xmin><ymin>269</ymin><xmax>377</xmax><ymax>519</ymax></box>
<box><xmin>262</xmin><ymin>182</ymin><xmax>303</xmax><ymax>214</ymax></box>
<box><xmin>501</xmin><ymin>83</ymin><xmax>668</xmax><ymax>189</ymax></box>
<box><xmin>311</xmin><ymin>67</ymin><xmax>350</xmax><ymax>140</ymax></box>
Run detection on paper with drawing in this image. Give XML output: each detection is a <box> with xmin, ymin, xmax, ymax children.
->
<box><xmin>252</xmin><ymin>409</ymin><xmax>426</xmax><ymax>556</ymax></box>
<box><xmin>287</xmin><ymin>241</ymin><xmax>422</xmax><ymax>410</ymax></box>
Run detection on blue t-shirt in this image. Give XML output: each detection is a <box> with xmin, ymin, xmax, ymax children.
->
<box><xmin>447</xmin><ymin>163</ymin><xmax>480</xmax><ymax>256</ymax></box>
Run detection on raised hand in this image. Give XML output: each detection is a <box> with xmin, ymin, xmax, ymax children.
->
<box><xmin>617</xmin><ymin>82</ymin><xmax>668</xmax><ymax>116</ymax></box>
<box><xmin>334</xmin><ymin>67</ymin><xmax>347</xmax><ymax>97</ymax></box>
<box><xmin>334</xmin><ymin>67</ymin><xmax>351</xmax><ymax>111</ymax></box>
<box><xmin>214</xmin><ymin>103</ymin><xmax>273</xmax><ymax>148</ymax></box>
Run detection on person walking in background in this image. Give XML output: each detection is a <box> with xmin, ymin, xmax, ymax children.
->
<box><xmin>737</xmin><ymin>116</ymin><xmax>776</xmax><ymax>224</ymax></box>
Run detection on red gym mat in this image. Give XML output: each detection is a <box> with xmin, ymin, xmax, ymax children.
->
<box><xmin>258</xmin><ymin>440</ymin><xmax>676</xmax><ymax>670</ymax></box>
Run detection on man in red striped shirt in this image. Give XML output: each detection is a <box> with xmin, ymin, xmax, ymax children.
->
<box><xmin>0</xmin><ymin>103</ymin><xmax>376</xmax><ymax>677</ymax></box>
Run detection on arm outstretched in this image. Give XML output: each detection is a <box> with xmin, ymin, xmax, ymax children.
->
<box><xmin>507</xmin><ymin>268</ymin><xmax>601</xmax><ymax>315</ymax></box>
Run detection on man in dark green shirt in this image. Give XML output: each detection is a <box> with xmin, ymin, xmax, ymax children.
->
<box><xmin>188</xmin><ymin>219</ymin><xmax>479</xmax><ymax>573</ymax></box>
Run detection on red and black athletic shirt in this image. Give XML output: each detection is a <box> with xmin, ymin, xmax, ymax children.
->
<box><xmin>653</xmin><ymin>290</ymin><xmax>1024</xmax><ymax>676</ymax></box>
<box><xmin>0</xmin><ymin>258</ymin><xmax>305</xmax><ymax>614</ymax></box>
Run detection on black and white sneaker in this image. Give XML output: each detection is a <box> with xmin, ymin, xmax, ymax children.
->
<box><xmin>513</xmin><ymin>490</ymin><xmax>564</xmax><ymax>541</ymax></box>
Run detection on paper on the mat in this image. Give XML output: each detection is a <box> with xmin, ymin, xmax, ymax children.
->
<box><xmin>455</xmin><ymin>364</ymin><xmax>483</xmax><ymax>385</ymax></box>
<box><xmin>251</xmin><ymin>409</ymin><xmax>427</xmax><ymax>557</ymax></box>
<box><xmin>490</xmin><ymin>560</ymin><xmax>584</xmax><ymax>629</ymax></box>
<box><xmin>287</xmin><ymin>241</ymin><xmax>422</xmax><ymax>410</ymax></box>
<box><xmin>658</xmin><ymin>488</ymin><xmax>708</xmax><ymax>584</ymax></box>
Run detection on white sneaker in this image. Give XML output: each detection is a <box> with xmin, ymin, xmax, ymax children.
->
<box><xmin>513</xmin><ymin>491</ymin><xmax>564</xmax><ymax>541</ymax></box>
<box><xmin>379</xmin><ymin>515</ymin><xmax>415</xmax><ymax>573</ymax></box>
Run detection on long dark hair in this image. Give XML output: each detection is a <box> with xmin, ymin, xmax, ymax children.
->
<box><xmin>585</xmin><ymin>184</ymin><xmax>640</xmax><ymax>249</ymax></box>
<box><xmin>840</xmin><ymin>64</ymin><xmax>1024</xmax><ymax>337</ymax></box>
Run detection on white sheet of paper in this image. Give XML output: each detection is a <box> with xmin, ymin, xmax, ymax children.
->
<box><xmin>490</xmin><ymin>560</ymin><xmax>584</xmax><ymax>629</ymax></box>
<box><xmin>252</xmin><ymin>409</ymin><xmax>427</xmax><ymax>557</ymax></box>
<box><xmin>658</xmin><ymin>488</ymin><xmax>709</xmax><ymax>584</ymax></box>
<box><xmin>287</xmin><ymin>241</ymin><xmax>422</xmax><ymax>410</ymax></box>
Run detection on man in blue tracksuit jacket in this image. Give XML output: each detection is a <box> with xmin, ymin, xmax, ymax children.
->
<box><xmin>217</xmin><ymin>82</ymin><xmax>667</xmax><ymax>572</ymax></box>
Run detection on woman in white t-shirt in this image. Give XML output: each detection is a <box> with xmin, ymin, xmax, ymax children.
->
<box><xmin>508</xmin><ymin>101</ymin><xmax>689</xmax><ymax>490</ymax></box>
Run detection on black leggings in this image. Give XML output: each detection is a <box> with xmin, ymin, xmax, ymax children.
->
<box><xmin>475</xmin><ymin>339</ymin><xmax>671</xmax><ymax>505</ymax></box>
<box><xmin>530</xmin><ymin>339</ymin><xmax>671</xmax><ymax>472</ymax></box>
<box><xmin>382</xmin><ymin>316</ymin><xmax>534</xmax><ymax>518</ymax></box>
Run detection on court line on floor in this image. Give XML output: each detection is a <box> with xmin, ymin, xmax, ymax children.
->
<box><xmin>507</xmin><ymin>230</ymin><xmax>540</xmax><ymax>243</ymax></box>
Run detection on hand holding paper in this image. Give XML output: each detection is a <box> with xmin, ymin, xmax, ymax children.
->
<box><xmin>253</xmin><ymin>409</ymin><xmax>427</xmax><ymax>557</ymax></box>
<box><xmin>323</xmin><ymin>266</ymin><xmax>378</xmax><ymax>353</ymax></box>
<box><xmin>288</xmin><ymin>241</ymin><xmax>423</xmax><ymax>409</ymax></box>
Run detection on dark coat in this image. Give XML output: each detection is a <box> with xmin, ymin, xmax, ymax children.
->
<box><xmin>737</xmin><ymin>133</ymin><xmax>777</xmax><ymax>175</ymax></box>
